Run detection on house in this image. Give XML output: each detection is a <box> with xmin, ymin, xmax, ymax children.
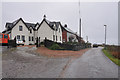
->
<box><xmin>2</xmin><ymin>15</ymin><xmax>83</xmax><ymax>45</ymax></box>
<box><xmin>61</xmin><ymin>24</ymin><xmax>78</xmax><ymax>43</ymax></box>
<box><xmin>37</xmin><ymin>15</ymin><xmax>63</xmax><ymax>43</ymax></box>
<box><xmin>2</xmin><ymin>18</ymin><xmax>39</xmax><ymax>45</ymax></box>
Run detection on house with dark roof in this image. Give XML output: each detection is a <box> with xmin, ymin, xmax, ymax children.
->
<box><xmin>37</xmin><ymin>15</ymin><xmax>62</xmax><ymax>43</ymax></box>
<box><xmin>2</xmin><ymin>18</ymin><xmax>39</xmax><ymax>45</ymax></box>
<box><xmin>61</xmin><ymin>24</ymin><xmax>78</xmax><ymax>43</ymax></box>
<box><xmin>2</xmin><ymin>15</ymin><xmax>83</xmax><ymax>45</ymax></box>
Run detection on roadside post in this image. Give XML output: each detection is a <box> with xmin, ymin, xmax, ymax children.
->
<box><xmin>36</xmin><ymin>37</ymin><xmax>39</xmax><ymax>47</ymax></box>
<box><xmin>39</xmin><ymin>37</ymin><xmax>40</xmax><ymax>47</ymax></box>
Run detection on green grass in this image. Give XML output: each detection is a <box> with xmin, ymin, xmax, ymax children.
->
<box><xmin>102</xmin><ymin>49</ymin><xmax>120</xmax><ymax>66</ymax></box>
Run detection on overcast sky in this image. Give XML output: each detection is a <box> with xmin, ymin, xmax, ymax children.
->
<box><xmin>1</xmin><ymin>1</ymin><xmax>118</xmax><ymax>45</ymax></box>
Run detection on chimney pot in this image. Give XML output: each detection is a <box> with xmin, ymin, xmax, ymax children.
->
<box><xmin>64</xmin><ymin>24</ymin><xmax>67</xmax><ymax>28</ymax></box>
<box><xmin>44</xmin><ymin>15</ymin><xmax>46</xmax><ymax>19</ymax></box>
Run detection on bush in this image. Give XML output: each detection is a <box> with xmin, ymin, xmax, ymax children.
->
<box><xmin>49</xmin><ymin>43</ymin><xmax>64</xmax><ymax>50</ymax></box>
<box><xmin>40</xmin><ymin>42</ymin><xmax>44</xmax><ymax>45</ymax></box>
<box><xmin>66</xmin><ymin>42</ymin><xmax>78</xmax><ymax>45</ymax></box>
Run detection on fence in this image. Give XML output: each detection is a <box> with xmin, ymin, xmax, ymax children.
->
<box><xmin>44</xmin><ymin>39</ymin><xmax>91</xmax><ymax>51</ymax></box>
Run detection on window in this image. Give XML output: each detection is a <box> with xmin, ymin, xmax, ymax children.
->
<box><xmin>29</xmin><ymin>36</ymin><xmax>31</xmax><ymax>41</ymax></box>
<box><xmin>22</xmin><ymin>35</ymin><xmax>25</xmax><ymax>41</ymax></box>
<box><xmin>59</xmin><ymin>28</ymin><xmax>60</xmax><ymax>33</ymax></box>
<box><xmin>60</xmin><ymin>36</ymin><xmax>61</xmax><ymax>41</ymax></box>
<box><xmin>19</xmin><ymin>26</ymin><xmax>22</xmax><ymax>31</ymax></box>
<box><xmin>32</xmin><ymin>37</ymin><xmax>34</xmax><ymax>41</ymax></box>
<box><xmin>17</xmin><ymin>35</ymin><xmax>20</xmax><ymax>40</ymax></box>
<box><xmin>0</xmin><ymin>34</ymin><xmax>3</xmax><ymax>38</ymax></box>
<box><xmin>4</xmin><ymin>35</ymin><xmax>8</xmax><ymax>39</ymax></box>
<box><xmin>53</xmin><ymin>35</ymin><xmax>55</xmax><ymax>41</ymax></box>
<box><xmin>56</xmin><ymin>36</ymin><xmax>57</xmax><ymax>41</ymax></box>
<box><xmin>30</xmin><ymin>29</ymin><xmax>32</xmax><ymax>33</ymax></box>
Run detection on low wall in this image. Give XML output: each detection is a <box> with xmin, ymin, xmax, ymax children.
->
<box><xmin>8</xmin><ymin>40</ymin><xmax>17</xmax><ymax>48</ymax></box>
<box><xmin>44</xmin><ymin>39</ymin><xmax>91</xmax><ymax>51</ymax></box>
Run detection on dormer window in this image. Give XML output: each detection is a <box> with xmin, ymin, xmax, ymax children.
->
<box><xmin>19</xmin><ymin>26</ymin><xmax>22</xmax><ymax>31</ymax></box>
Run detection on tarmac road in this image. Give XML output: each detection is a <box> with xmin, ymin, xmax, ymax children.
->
<box><xmin>63</xmin><ymin>47</ymin><xmax>118</xmax><ymax>78</ymax></box>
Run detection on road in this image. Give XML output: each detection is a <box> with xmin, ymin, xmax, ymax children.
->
<box><xmin>2</xmin><ymin>47</ymin><xmax>119</xmax><ymax>78</ymax></box>
<box><xmin>63</xmin><ymin>47</ymin><xmax>118</xmax><ymax>78</ymax></box>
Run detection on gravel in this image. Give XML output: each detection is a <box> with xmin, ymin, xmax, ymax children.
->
<box><xmin>2</xmin><ymin>46</ymin><xmax>70</xmax><ymax>78</ymax></box>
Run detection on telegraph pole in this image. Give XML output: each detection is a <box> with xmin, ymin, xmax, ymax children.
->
<box><xmin>79</xmin><ymin>0</ymin><xmax>82</xmax><ymax>44</ymax></box>
<box><xmin>79</xmin><ymin>18</ymin><xmax>81</xmax><ymax>42</ymax></box>
<box><xmin>86</xmin><ymin>36</ymin><xmax>88</xmax><ymax>43</ymax></box>
<box><xmin>104</xmin><ymin>25</ymin><xmax>107</xmax><ymax>49</ymax></box>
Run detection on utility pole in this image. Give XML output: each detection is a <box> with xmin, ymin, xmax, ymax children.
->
<box><xmin>79</xmin><ymin>0</ymin><xmax>82</xmax><ymax>44</ymax></box>
<box><xmin>104</xmin><ymin>25</ymin><xmax>107</xmax><ymax>49</ymax></box>
<box><xmin>79</xmin><ymin>18</ymin><xmax>81</xmax><ymax>43</ymax></box>
<box><xmin>86</xmin><ymin>36</ymin><xmax>88</xmax><ymax>43</ymax></box>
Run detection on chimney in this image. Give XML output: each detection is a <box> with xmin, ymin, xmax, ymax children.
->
<box><xmin>43</xmin><ymin>15</ymin><xmax>46</xmax><ymax>19</ymax></box>
<box><xmin>64</xmin><ymin>24</ymin><xmax>67</xmax><ymax>28</ymax></box>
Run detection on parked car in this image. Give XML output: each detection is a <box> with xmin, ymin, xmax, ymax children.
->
<box><xmin>16</xmin><ymin>39</ymin><xmax>24</xmax><ymax>46</ymax></box>
<box><xmin>93</xmin><ymin>44</ymin><xmax>98</xmax><ymax>48</ymax></box>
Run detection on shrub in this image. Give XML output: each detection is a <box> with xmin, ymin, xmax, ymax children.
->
<box><xmin>40</xmin><ymin>42</ymin><xmax>44</xmax><ymax>45</ymax></box>
<box><xmin>66</xmin><ymin>42</ymin><xmax>78</xmax><ymax>45</ymax></box>
<box><xmin>49</xmin><ymin>43</ymin><xmax>64</xmax><ymax>50</ymax></box>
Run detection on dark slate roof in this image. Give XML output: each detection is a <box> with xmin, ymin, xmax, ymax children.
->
<box><xmin>64</xmin><ymin>27</ymin><xmax>76</xmax><ymax>34</ymax></box>
<box><xmin>26</xmin><ymin>23</ymin><xmax>36</xmax><ymax>30</ymax></box>
<box><xmin>45</xmin><ymin>19</ymin><xmax>61</xmax><ymax>31</ymax></box>
<box><xmin>45</xmin><ymin>19</ymin><xmax>77</xmax><ymax>35</ymax></box>
<box><xmin>12</xmin><ymin>19</ymin><xmax>19</xmax><ymax>25</ymax></box>
<box><xmin>4</xmin><ymin>18</ymin><xmax>38</xmax><ymax>32</ymax></box>
<box><xmin>61</xmin><ymin>25</ymin><xmax>77</xmax><ymax>35</ymax></box>
<box><xmin>5</xmin><ymin>23</ymin><xmax>13</xmax><ymax>30</ymax></box>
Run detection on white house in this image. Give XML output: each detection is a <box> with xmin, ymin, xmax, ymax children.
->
<box><xmin>3</xmin><ymin>16</ymin><xmax>80</xmax><ymax>45</ymax></box>
<box><xmin>37</xmin><ymin>16</ymin><xmax>63</xmax><ymax>43</ymax></box>
<box><xmin>3</xmin><ymin>16</ymin><xmax>63</xmax><ymax>45</ymax></box>
<box><xmin>2</xmin><ymin>18</ymin><xmax>39</xmax><ymax>45</ymax></box>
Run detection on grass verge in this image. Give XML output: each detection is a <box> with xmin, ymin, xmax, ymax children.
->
<box><xmin>102</xmin><ymin>49</ymin><xmax>120</xmax><ymax>66</ymax></box>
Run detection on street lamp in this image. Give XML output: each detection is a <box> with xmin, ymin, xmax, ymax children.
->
<box><xmin>104</xmin><ymin>25</ymin><xmax>107</xmax><ymax>49</ymax></box>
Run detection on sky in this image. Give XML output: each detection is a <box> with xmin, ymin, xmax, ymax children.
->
<box><xmin>1</xmin><ymin>1</ymin><xmax>118</xmax><ymax>45</ymax></box>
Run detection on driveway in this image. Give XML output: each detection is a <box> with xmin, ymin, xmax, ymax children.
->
<box><xmin>63</xmin><ymin>47</ymin><xmax>118</xmax><ymax>78</ymax></box>
<box><xmin>2</xmin><ymin>46</ymin><xmax>70</xmax><ymax>78</ymax></box>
